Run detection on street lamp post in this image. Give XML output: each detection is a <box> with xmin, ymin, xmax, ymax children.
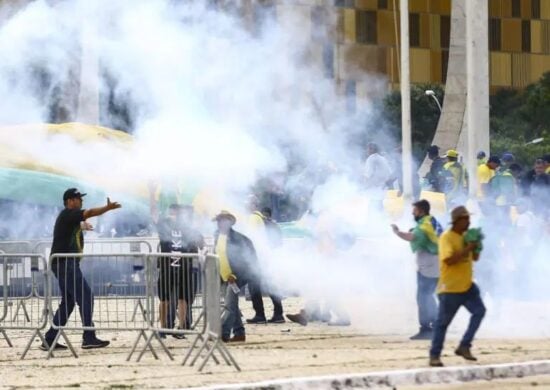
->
<box><xmin>425</xmin><ymin>90</ymin><xmax>442</xmax><ymax>112</ymax></box>
<box><xmin>524</xmin><ymin>137</ymin><xmax>544</xmax><ymax>146</ymax></box>
<box><xmin>400</xmin><ymin>0</ymin><xmax>413</xmax><ymax>200</ymax></box>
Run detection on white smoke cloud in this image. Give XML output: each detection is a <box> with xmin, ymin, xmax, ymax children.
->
<box><xmin>4</xmin><ymin>0</ymin><xmax>548</xmax><ymax>341</ymax></box>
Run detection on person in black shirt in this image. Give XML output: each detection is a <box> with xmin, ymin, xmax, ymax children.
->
<box><xmin>152</xmin><ymin>203</ymin><xmax>205</xmax><ymax>335</ymax></box>
<box><xmin>41</xmin><ymin>188</ymin><xmax>121</xmax><ymax>351</ymax></box>
<box><xmin>425</xmin><ymin>145</ymin><xmax>445</xmax><ymax>192</ymax></box>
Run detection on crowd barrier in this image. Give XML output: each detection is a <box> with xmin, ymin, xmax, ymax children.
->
<box><xmin>0</xmin><ymin>254</ymin><xmax>49</xmax><ymax>359</ymax></box>
<box><xmin>0</xmin><ymin>244</ymin><xmax>239</xmax><ymax>371</ymax></box>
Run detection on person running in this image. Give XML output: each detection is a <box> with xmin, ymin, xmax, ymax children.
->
<box><xmin>42</xmin><ymin>188</ymin><xmax>121</xmax><ymax>351</ymax></box>
<box><xmin>429</xmin><ymin>206</ymin><xmax>486</xmax><ymax>367</ymax></box>
<box><xmin>392</xmin><ymin>199</ymin><xmax>442</xmax><ymax>340</ymax></box>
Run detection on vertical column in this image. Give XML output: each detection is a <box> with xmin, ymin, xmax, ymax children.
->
<box><xmin>466</xmin><ymin>0</ymin><xmax>489</xmax><ymax>197</ymax></box>
<box><xmin>400</xmin><ymin>0</ymin><xmax>413</xmax><ymax>199</ymax></box>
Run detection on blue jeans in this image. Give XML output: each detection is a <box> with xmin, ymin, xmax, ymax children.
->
<box><xmin>222</xmin><ymin>284</ymin><xmax>245</xmax><ymax>339</ymax></box>
<box><xmin>45</xmin><ymin>260</ymin><xmax>96</xmax><ymax>343</ymax></box>
<box><xmin>430</xmin><ymin>283</ymin><xmax>486</xmax><ymax>358</ymax></box>
<box><xmin>417</xmin><ymin>272</ymin><xmax>438</xmax><ymax>330</ymax></box>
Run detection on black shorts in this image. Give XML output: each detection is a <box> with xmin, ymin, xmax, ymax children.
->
<box><xmin>157</xmin><ymin>257</ymin><xmax>194</xmax><ymax>302</ymax></box>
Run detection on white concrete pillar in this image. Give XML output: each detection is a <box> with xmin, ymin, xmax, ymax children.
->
<box><xmin>465</xmin><ymin>0</ymin><xmax>489</xmax><ymax>197</ymax></box>
<box><xmin>400</xmin><ymin>0</ymin><xmax>413</xmax><ymax>199</ymax></box>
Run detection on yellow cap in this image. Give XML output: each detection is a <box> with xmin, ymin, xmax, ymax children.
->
<box><xmin>445</xmin><ymin>149</ymin><xmax>458</xmax><ymax>158</ymax></box>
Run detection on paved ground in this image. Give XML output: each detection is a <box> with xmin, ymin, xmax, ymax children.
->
<box><xmin>2</xmin><ymin>298</ymin><xmax>550</xmax><ymax>389</ymax></box>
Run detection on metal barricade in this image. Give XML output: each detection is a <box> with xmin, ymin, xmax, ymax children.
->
<box><xmin>0</xmin><ymin>253</ymin><xmax>49</xmax><ymax>359</ymax></box>
<box><xmin>182</xmin><ymin>253</ymin><xmax>240</xmax><ymax>371</ymax></box>
<box><xmin>46</xmin><ymin>253</ymin><xmax>153</xmax><ymax>360</ymax></box>
<box><xmin>44</xmin><ymin>251</ymin><xmax>238</xmax><ymax>370</ymax></box>
<box><xmin>34</xmin><ymin>238</ymin><xmax>155</xmax><ymax>321</ymax></box>
<box><xmin>135</xmin><ymin>252</ymin><xmax>205</xmax><ymax>363</ymax></box>
<box><xmin>129</xmin><ymin>252</ymin><xmax>238</xmax><ymax>370</ymax></box>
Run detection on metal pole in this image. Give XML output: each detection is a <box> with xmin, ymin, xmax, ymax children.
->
<box><xmin>465</xmin><ymin>0</ymin><xmax>489</xmax><ymax>198</ymax></box>
<box><xmin>400</xmin><ymin>0</ymin><xmax>413</xmax><ymax>199</ymax></box>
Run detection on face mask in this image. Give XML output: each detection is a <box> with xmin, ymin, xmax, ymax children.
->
<box><xmin>414</xmin><ymin>215</ymin><xmax>422</xmax><ymax>222</ymax></box>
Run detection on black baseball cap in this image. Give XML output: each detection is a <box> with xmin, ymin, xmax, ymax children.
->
<box><xmin>63</xmin><ymin>188</ymin><xmax>87</xmax><ymax>201</ymax></box>
<box><xmin>487</xmin><ymin>156</ymin><xmax>501</xmax><ymax>165</ymax></box>
<box><xmin>427</xmin><ymin>145</ymin><xmax>440</xmax><ymax>155</ymax></box>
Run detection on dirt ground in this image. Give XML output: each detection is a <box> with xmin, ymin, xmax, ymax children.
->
<box><xmin>1</xmin><ymin>297</ymin><xmax>550</xmax><ymax>390</ymax></box>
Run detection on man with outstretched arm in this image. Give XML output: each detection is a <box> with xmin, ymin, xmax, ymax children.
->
<box><xmin>41</xmin><ymin>188</ymin><xmax>121</xmax><ymax>351</ymax></box>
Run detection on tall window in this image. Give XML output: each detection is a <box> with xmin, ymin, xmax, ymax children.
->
<box><xmin>356</xmin><ymin>10</ymin><xmax>377</xmax><ymax>44</ymax></box>
<box><xmin>532</xmin><ymin>0</ymin><xmax>541</xmax><ymax>19</ymax></box>
<box><xmin>512</xmin><ymin>0</ymin><xmax>521</xmax><ymax>18</ymax></box>
<box><xmin>440</xmin><ymin>15</ymin><xmax>450</xmax><ymax>48</ymax></box>
<box><xmin>489</xmin><ymin>18</ymin><xmax>502</xmax><ymax>51</ymax></box>
<box><xmin>409</xmin><ymin>13</ymin><xmax>420</xmax><ymax>47</ymax></box>
<box><xmin>522</xmin><ymin>20</ymin><xmax>531</xmax><ymax>52</ymax></box>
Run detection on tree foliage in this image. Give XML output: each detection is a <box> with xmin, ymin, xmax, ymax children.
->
<box><xmin>382</xmin><ymin>72</ymin><xmax>550</xmax><ymax>168</ymax></box>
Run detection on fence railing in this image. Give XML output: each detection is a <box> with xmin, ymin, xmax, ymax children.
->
<box><xmin>0</xmin><ymin>254</ymin><xmax>49</xmax><ymax>359</ymax></box>
<box><xmin>0</xmin><ymin>237</ymin><xmax>239</xmax><ymax>371</ymax></box>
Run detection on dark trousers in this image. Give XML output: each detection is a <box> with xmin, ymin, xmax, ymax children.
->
<box><xmin>430</xmin><ymin>283</ymin><xmax>486</xmax><ymax>358</ymax></box>
<box><xmin>417</xmin><ymin>272</ymin><xmax>438</xmax><ymax>330</ymax></box>
<box><xmin>166</xmin><ymin>268</ymin><xmax>199</xmax><ymax>329</ymax></box>
<box><xmin>248</xmin><ymin>278</ymin><xmax>283</xmax><ymax>318</ymax></box>
<box><xmin>45</xmin><ymin>260</ymin><xmax>95</xmax><ymax>342</ymax></box>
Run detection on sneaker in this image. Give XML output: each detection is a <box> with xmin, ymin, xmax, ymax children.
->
<box><xmin>229</xmin><ymin>335</ymin><xmax>246</xmax><ymax>342</ymax></box>
<box><xmin>39</xmin><ymin>341</ymin><xmax>68</xmax><ymax>351</ymax></box>
<box><xmin>286</xmin><ymin>312</ymin><xmax>308</xmax><ymax>326</ymax></box>
<box><xmin>429</xmin><ymin>356</ymin><xmax>444</xmax><ymax>367</ymax></box>
<box><xmin>82</xmin><ymin>338</ymin><xmax>110</xmax><ymax>349</ymax></box>
<box><xmin>268</xmin><ymin>315</ymin><xmax>286</xmax><ymax>324</ymax></box>
<box><xmin>246</xmin><ymin>316</ymin><xmax>267</xmax><ymax>324</ymax></box>
<box><xmin>455</xmin><ymin>346</ymin><xmax>477</xmax><ymax>361</ymax></box>
<box><xmin>409</xmin><ymin>330</ymin><xmax>433</xmax><ymax>340</ymax></box>
<box><xmin>172</xmin><ymin>332</ymin><xmax>186</xmax><ymax>340</ymax></box>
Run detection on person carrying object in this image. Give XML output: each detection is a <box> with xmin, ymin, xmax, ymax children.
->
<box><xmin>429</xmin><ymin>206</ymin><xmax>486</xmax><ymax>367</ymax></box>
<box><xmin>41</xmin><ymin>188</ymin><xmax>121</xmax><ymax>351</ymax></box>
<box><xmin>391</xmin><ymin>199</ymin><xmax>442</xmax><ymax>340</ymax></box>
<box><xmin>213</xmin><ymin>210</ymin><xmax>259</xmax><ymax>343</ymax></box>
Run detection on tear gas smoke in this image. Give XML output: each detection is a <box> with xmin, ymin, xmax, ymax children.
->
<box><xmin>0</xmin><ymin>0</ymin><xmax>549</xmax><ymax>338</ymax></box>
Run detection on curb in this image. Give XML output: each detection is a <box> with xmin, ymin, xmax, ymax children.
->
<box><xmin>186</xmin><ymin>360</ymin><xmax>550</xmax><ymax>389</ymax></box>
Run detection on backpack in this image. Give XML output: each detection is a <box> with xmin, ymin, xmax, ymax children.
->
<box><xmin>264</xmin><ymin>218</ymin><xmax>283</xmax><ymax>247</ymax></box>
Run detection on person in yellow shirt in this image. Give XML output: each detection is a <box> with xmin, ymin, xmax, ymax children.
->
<box><xmin>429</xmin><ymin>206</ymin><xmax>486</xmax><ymax>367</ymax></box>
<box><xmin>477</xmin><ymin>156</ymin><xmax>500</xmax><ymax>199</ymax></box>
<box><xmin>213</xmin><ymin>211</ymin><xmax>258</xmax><ymax>343</ymax></box>
<box><xmin>441</xmin><ymin>150</ymin><xmax>465</xmax><ymax>207</ymax></box>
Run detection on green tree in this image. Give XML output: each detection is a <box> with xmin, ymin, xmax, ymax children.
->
<box><xmin>381</xmin><ymin>83</ymin><xmax>444</xmax><ymax>162</ymax></box>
